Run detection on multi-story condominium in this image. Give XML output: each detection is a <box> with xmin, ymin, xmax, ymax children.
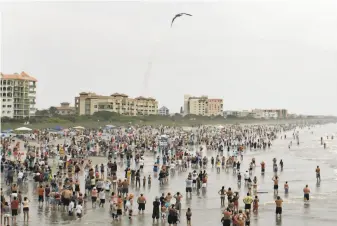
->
<box><xmin>0</xmin><ymin>72</ymin><xmax>37</xmax><ymax>119</ymax></box>
<box><xmin>183</xmin><ymin>94</ymin><xmax>223</xmax><ymax>116</ymax></box>
<box><xmin>56</xmin><ymin>102</ymin><xmax>76</xmax><ymax>115</ymax></box>
<box><xmin>158</xmin><ymin>106</ymin><xmax>169</xmax><ymax>116</ymax></box>
<box><xmin>208</xmin><ymin>98</ymin><xmax>224</xmax><ymax>116</ymax></box>
<box><xmin>75</xmin><ymin>92</ymin><xmax>158</xmax><ymax>116</ymax></box>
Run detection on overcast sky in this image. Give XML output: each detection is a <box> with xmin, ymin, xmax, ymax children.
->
<box><xmin>1</xmin><ymin>0</ymin><xmax>336</xmax><ymax>115</ymax></box>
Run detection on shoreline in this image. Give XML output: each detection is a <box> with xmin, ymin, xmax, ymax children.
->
<box><xmin>2</xmin><ymin>118</ymin><xmax>336</xmax><ymax>130</ymax></box>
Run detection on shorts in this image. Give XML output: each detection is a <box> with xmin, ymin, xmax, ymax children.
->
<box><xmin>276</xmin><ymin>207</ymin><xmax>282</xmax><ymax>214</ymax></box>
<box><xmin>92</xmin><ymin>197</ymin><xmax>97</xmax><ymax>202</ymax></box>
<box><xmin>152</xmin><ymin>212</ymin><xmax>159</xmax><ymax>219</ymax></box>
<box><xmin>192</xmin><ymin>180</ymin><xmax>196</xmax><ymax>184</ymax></box>
<box><xmin>100</xmin><ymin>199</ymin><xmax>105</xmax><ymax>204</ymax></box>
<box><xmin>38</xmin><ymin>195</ymin><xmax>44</xmax><ymax>202</ymax></box>
<box><xmin>63</xmin><ymin>198</ymin><xmax>70</xmax><ymax>206</ymax></box>
<box><xmin>117</xmin><ymin>209</ymin><xmax>122</xmax><ymax>215</ymax></box>
<box><xmin>222</xmin><ymin>219</ymin><xmax>231</xmax><ymax>226</ymax></box>
<box><xmin>77</xmin><ymin>213</ymin><xmax>82</xmax><ymax>217</ymax></box>
<box><xmin>123</xmin><ymin>188</ymin><xmax>129</xmax><ymax>194</ymax></box>
<box><xmin>304</xmin><ymin>194</ymin><xmax>309</xmax><ymax>200</ymax></box>
<box><xmin>12</xmin><ymin>209</ymin><xmax>18</xmax><ymax>216</ymax></box>
<box><xmin>138</xmin><ymin>203</ymin><xmax>145</xmax><ymax>210</ymax></box>
<box><xmin>23</xmin><ymin>207</ymin><xmax>29</xmax><ymax>212</ymax></box>
<box><xmin>186</xmin><ymin>187</ymin><xmax>192</xmax><ymax>192</ymax></box>
<box><xmin>274</xmin><ymin>185</ymin><xmax>279</xmax><ymax>190</ymax></box>
<box><xmin>244</xmin><ymin>204</ymin><xmax>251</xmax><ymax>210</ymax></box>
<box><xmin>168</xmin><ymin>215</ymin><xmax>178</xmax><ymax>224</ymax></box>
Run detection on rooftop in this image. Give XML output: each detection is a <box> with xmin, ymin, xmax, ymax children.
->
<box><xmin>0</xmin><ymin>71</ymin><xmax>37</xmax><ymax>82</ymax></box>
<box><xmin>78</xmin><ymin>92</ymin><xmax>157</xmax><ymax>101</ymax></box>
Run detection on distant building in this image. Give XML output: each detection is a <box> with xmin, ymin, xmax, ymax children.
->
<box><xmin>56</xmin><ymin>102</ymin><xmax>76</xmax><ymax>115</ymax></box>
<box><xmin>183</xmin><ymin>94</ymin><xmax>223</xmax><ymax>116</ymax></box>
<box><xmin>0</xmin><ymin>72</ymin><xmax>37</xmax><ymax>119</ymax></box>
<box><xmin>224</xmin><ymin>110</ymin><xmax>240</xmax><ymax>118</ymax></box>
<box><xmin>75</xmin><ymin>92</ymin><xmax>158</xmax><ymax>116</ymax></box>
<box><xmin>252</xmin><ymin>109</ymin><xmax>287</xmax><ymax>119</ymax></box>
<box><xmin>158</xmin><ymin>106</ymin><xmax>169</xmax><ymax>116</ymax></box>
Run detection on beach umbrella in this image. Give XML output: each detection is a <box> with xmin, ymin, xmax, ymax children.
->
<box><xmin>14</xmin><ymin>127</ymin><xmax>32</xmax><ymax>131</ymax></box>
<box><xmin>73</xmin><ymin>126</ymin><xmax>85</xmax><ymax>130</ymax></box>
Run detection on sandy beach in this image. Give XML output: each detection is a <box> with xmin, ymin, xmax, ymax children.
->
<box><xmin>1</xmin><ymin>123</ymin><xmax>337</xmax><ymax>226</ymax></box>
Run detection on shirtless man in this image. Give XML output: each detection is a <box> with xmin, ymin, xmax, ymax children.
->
<box><xmin>275</xmin><ymin>196</ymin><xmax>283</xmax><ymax>218</ymax></box>
<box><xmin>303</xmin><ymin>185</ymin><xmax>310</xmax><ymax>202</ymax></box>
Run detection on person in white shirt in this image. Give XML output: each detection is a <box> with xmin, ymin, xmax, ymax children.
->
<box><xmin>192</xmin><ymin>171</ymin><xmax>198</xmax><ymax>188</ymax></box>
<box><xmin>68</xmin><ymin>200</ymin><xmax>75</xmax><ymax>216</ymax></box>
<box><xmin>76</xmin><ymin>204</ymin><xmax>82</xmax><ymax>217</ymax></box>
<box><xmin>17</xmin><ymin>171</ymin><xmax>24</xmax><ymax>184</ymax></box>
<box><xmin>139</xmin><ymin>158</ymin><xmax>144</xmax><ymax>171</ymax></box>
<box><xmin>244</xmin><ymin>171</ymin><xmax>249</xmax><ymax>184</ymax></box>
<box><xmin>104</xmin><ymin>181</ymin><xmax>111</xmax><ymax>192</ymax></box>
<box><xmin>99</xmin><ymin>190</ymin><xmax>106</xmax><ymax>207</ymax></box>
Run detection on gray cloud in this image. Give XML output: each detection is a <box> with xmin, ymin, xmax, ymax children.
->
<box><xmin>1</xmin><ymin>0</ymin><xmax>336</xmax><ymax>115</ymax></box>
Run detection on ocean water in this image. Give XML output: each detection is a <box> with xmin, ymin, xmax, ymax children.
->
<box><xmin>288</xmin><ymin>123</ymin><xmax>337</xmax><ymax>178</ymax></box>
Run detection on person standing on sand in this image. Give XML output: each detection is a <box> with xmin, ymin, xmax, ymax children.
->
<box><xmin>275</xmin><ymin>196</ymin><xmax>283</xmax><ymax>218</ymax></box>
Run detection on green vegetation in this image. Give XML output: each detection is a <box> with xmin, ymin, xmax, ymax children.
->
<box><xmin>1</xmin><ymin>110</ymin><xmax>336</xmax><ymax>130</ymax></box>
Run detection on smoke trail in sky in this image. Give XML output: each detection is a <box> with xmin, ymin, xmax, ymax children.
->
<box><xmin>141</xmin><ymin>27</ymin><xmax>171</xmax><ymax>97</ymax></box>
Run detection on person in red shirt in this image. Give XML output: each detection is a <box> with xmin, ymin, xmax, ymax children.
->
<box><xmin>11</xmin><ymin>196</ymin><xmax>19</xmax><ymax>224</ymax></box>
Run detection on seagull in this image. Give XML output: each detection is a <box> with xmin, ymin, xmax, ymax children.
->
<box><xmin>171</xmin><ymin>13</ymin><xmax>192</xmax><ymax>27</ymax></box>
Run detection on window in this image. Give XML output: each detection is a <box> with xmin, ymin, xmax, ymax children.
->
<box><xmin>7</xmin><ymin>105</ymin><xmax>11</xmax><ymax>108</ymax></box>
<box><xmin>94</xmin><ymin>105</ymin><xmax>97</xmax><ymax>108</ymax></box>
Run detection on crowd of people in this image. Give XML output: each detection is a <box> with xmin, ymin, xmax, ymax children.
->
<box><xmin>0</xmin><ymin>123</ymin><xmax>330</xmax><ymax>225</ymax></box>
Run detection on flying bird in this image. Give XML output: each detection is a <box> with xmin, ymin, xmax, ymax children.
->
<box><xmin>171</xmin><ymin>13</ymin><xmax>192</xmax><ymax>27</ymax></box>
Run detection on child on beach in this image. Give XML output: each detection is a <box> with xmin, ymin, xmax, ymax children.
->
<box><xmin>252</xmin><ymin>182</ymin><xmax>258</xmax><ymax>195</ymax></box>
<box><xmin>186</xmin><ymin>207</ymin><xmax>192</xmax><ymax>226</ymax></box>
<box><xmin>253</xmin><ymin>196</ymin><xmax>259</xmax><ymax>212</ymax></box>
<box><xmin>284</xmin><ymin>182</ymin><xmax>289</xmax><ymax>193</ymax></box>
<box><xmin>111</xmin><ymin>202</ymin><xmax>118</xmax><ymax>221</ymax></box>
<box><xmin>148</xmin><ymin>175</ymin><xmax>152</xmax><ymax>185</ymax></box>
<box><xmin>143</xmin><ymin>176</ymin><xmax>146</xmax><ymax>187</ymax></box>
<box><xmin>161</xmin><ymin>203</ymin><xmax>167</xmax><ymax>222</ymax></box>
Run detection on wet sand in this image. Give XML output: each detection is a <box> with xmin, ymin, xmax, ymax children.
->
<box><xmin>1</xmin><ymin>123</ymin><xmax>337</xmax><ymax>226</ymax></box>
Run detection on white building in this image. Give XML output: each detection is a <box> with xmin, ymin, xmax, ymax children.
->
<box><xmin>158</xmin><ymin>106</ymin><xmax>169</xmax><ymax>116</ymax></box>
<box><xmin>263</xmin><ymin>111</ymin><xmax>278</xmax><ymax>119</ymax></box>
<box><xmin>1</xmin><ymin>72</ymin><xmax>37</xmax><ymax>119</ymax></box>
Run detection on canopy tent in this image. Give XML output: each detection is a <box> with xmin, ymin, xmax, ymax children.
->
<box><xmin>15</xmin><ymin>127</ymin><xmax>32</xmax><ymax>131</ymax></box>
<box><xmin>54</xmin><ymin>126</ymin><xmax>63</xmax><ymax>131</ymax></box>
<box><xmin>73</xmin><ymin>126</ymin><xmax>85</xmax><ymax>130</ymax></box>
<box><xmin>105</xmin><ymin>125</ymin><xmax>116</xmax><ymax>128</ymax></box>
<box><xmin>2</xmin><ymin>129</ymin><xmax>13</xmax><ymax>133</ymax></box>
